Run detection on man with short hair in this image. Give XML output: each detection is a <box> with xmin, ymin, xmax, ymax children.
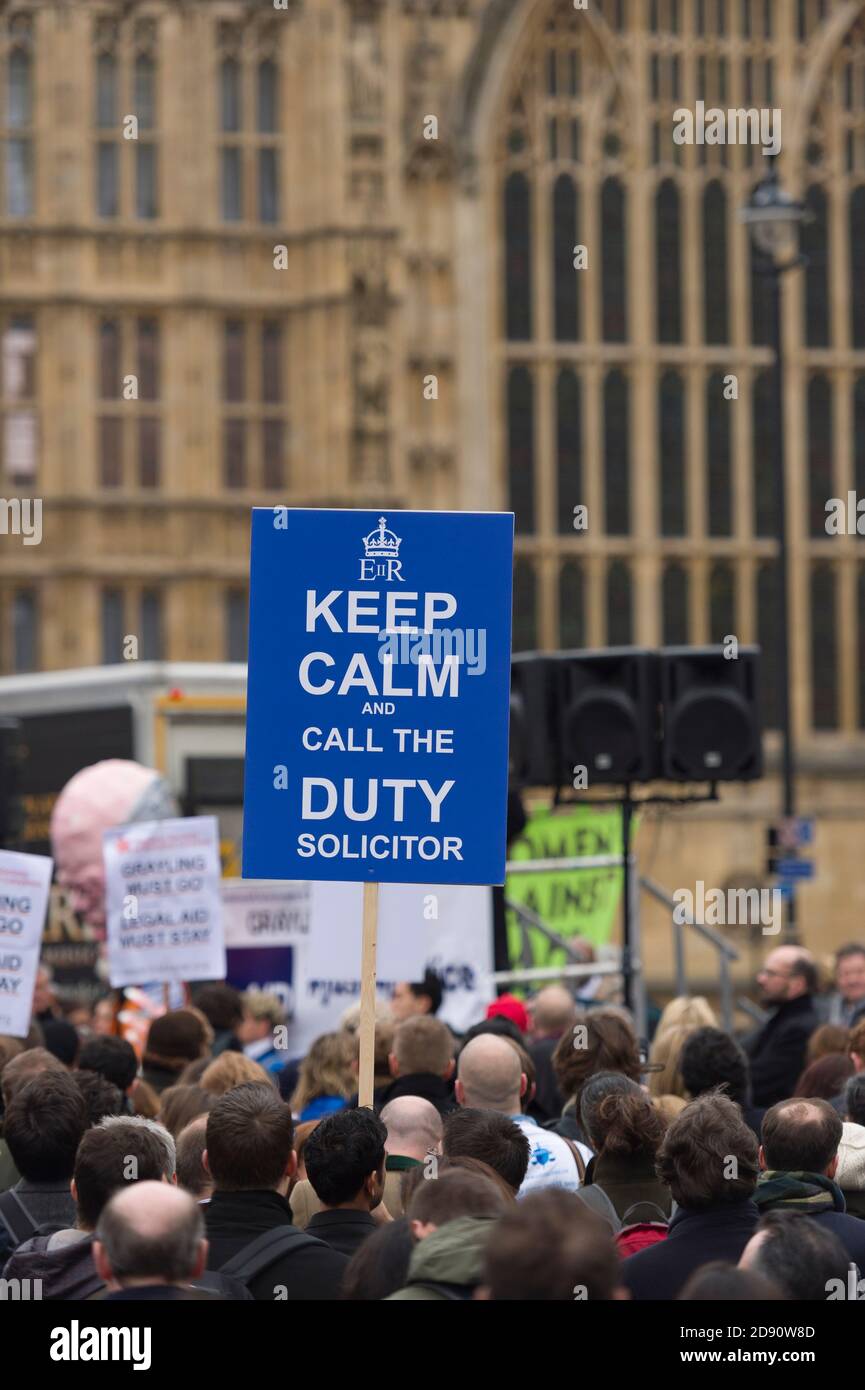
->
<box><xmin>377</xmin><ymin>1015</ymin><xmax>456</xmax><ymax>1117</ymax></box>
<box><xmin>443</xmin><ymin>1109</ymin><xmax>529</xmax><ymax>1196</ymax></box>
<box><xmin>527</xmin><ymin>985</ymin><xmax>576</xmax><ymax>1123</ymax></box>
<box><xmin>755</xmin><ymin>1097</ymin><xmax>865</xmax><ymax>1265</ymax></box>
<box><xmin>389</xmin><ymin>969</ymin><xmax>443</xmax><ymax>1023</ymax></box>
<box><xmin>622</xmin><ymin>1094</ymin><xmax>761</xmax><ymax>1300</ymax></box>
<box><xmin>739</xmin><ymin>1209</ymin><xmax>850</xmax><ymax>1300</ymax></box>
<box><xmin>386</xmin><ymin>1167</ymin><xmax>506</xmax><ymax>1300</ymax></box>
<box><xmin>78</xmin><ymin>1035</ymin><xmax>138</xmax><ymax>1104</ymax></box>
<box><xmin>95</xmin><ymin>1182</ymin><xmax>209</xmax><ymax>1300</ymax></box>
<box><xmin>303</xmin><ymin>1108</ymin><xmax>386</xmax><ymax>1256</ymax></box>
<box><xmin>0</xmin><ymin>1047</ymin><xmax>65</xmax><ymax>1192</ymax></box>
<box><xmin>176</xmin><ymin>1114</ymin><xmax>212</xmax><ymax>1202</ymax></box>
<box><xmin>0</xmin><ymin>1070</ymin><xmax>88</xmax><ymax>1267</ymax></box>
<box><xmin>680</xmin><ymin>1026</ymin><xmax>764</xmax><ymax>1137</ymax></box>
<box><xmin>2</xmin><ymin>1114</ymin><xmax>176</xmax><ymax>1299</ymax></box>
<box><xmin>72</xmin><ymin>1071</ymin><xmax>124</xmax><ymax>1127</ymax></box>
<box><xmin>455</xmin><ymin>1033</ymin><xmax>590</xmax><ymax>1194</ymax></box>
<box><xmin>203</xmin><ymin>1082</ymin><xmax>348</xmax><ymax>1299</ymax></box>
<box><xmin>744</xmin><ymin>946</ymin><xmax>820</xmax><ymax>1107</ymax></box>
<box><xmin>820</xmin><ymin>943</ymin><xmax>865</xmax><ymax>1029</ymax></box>
<box><xmin>380</xmin><ymin>1096</ymin><xmax>442</xmax><ymax>1216</ymax></box>
<box><xmin>478</xmin><ymin>1188</ymin><xmax>627</xmax><ymax>1301</ymax></box>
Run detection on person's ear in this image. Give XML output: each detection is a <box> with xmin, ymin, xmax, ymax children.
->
<box><xmin>443</xmin><ymin>1058</ymin><xmax>455</xmax><ymax>1082</ymax></box>
<box><xmin>285</xmin><ymin>1148</ymin><xmax>298</xmax><ymax>1181</ymax></box>
<box><xmin>519</xmin><ymin>1072</ymin><xmax>527</xmax><ymax>1099</ymax></box>
<box><xmin>202</xmin><ymin>1148</ymin><xmax>211</xmax><ymax>1177</ymax></box>
<box><xmin>827</xmin><ymin>1154</ymin><xmax>839</xmax><ymax>1180</ymax></box>
<box><xmin>455</xmin><ymin>1078</ymin><xmax>465</xmax><ymax>1106</ymax></box>
<box><xmin>388</xmin><ymin>1051</ymin><xmax>399</xmax><ymax>1078</ymax></box>
<box><xmin>473</xmin><ymin>1285</ymin><xmax>492</xmax><ymax>1300</ymax></box>
<box><xmin>70</xmin><ymin>1177</ymin><xmax>77</xmax><ymax>1205</ymax></box>
<box><xmin>192</xmin><ymin>1238</ymin><xmax>208</xmax><ymax>1280</ymax></box>
<box><xmin>93</xmin><ymin>1240</ymin><xmax>112</xmax><ymax>1284</ymax></box>
<box><xmin>758</xmin><ymin>1144</ymin><xmax>767</xmax><ymax>1171</ymax></box>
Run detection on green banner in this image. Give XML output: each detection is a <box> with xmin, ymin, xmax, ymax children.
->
<box><xmin>505</xmin><ymin>803</ymin><xmax>626</xmax><ymax>970</ymax></box>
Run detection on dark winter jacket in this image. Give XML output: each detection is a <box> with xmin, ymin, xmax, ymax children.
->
<box><xmin>585</xmin><ymin>1151</ymin><xmax>672</xmax><ymax>1225</ymax></box>
<box><xmin>754</xmin><ymin>1169</ymin><xmax>865</xmax><ymax>1266</ymax></box>
<box><xmin>743</xmin><ymin>995</ymin><xmax>819</xmax><ymax>1108</ymax></box>
<box><xmin>2</xmin><ymin>1230</ymin><xmax>102</xmax><ymax>1300</ymax></box>
<box><xmin>623</xmin><ymin>1198</ymin><xmax>760</xmax><ymax>1301</ymax></box>
<box><xmin>204</xmin><ymin>1188</ymin><xmax>348</xmax><ymax>1301</ymax></box>
<box><xmin>377</xmin><ymin>1073</ymin><xmax>457</xmax><ymax>1118</ymax></box>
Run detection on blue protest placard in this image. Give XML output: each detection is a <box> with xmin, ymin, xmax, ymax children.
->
<box><xmin>242</xmin><ymin>508</ymin><xmax>514</xmax><ymax>886</ymax></box>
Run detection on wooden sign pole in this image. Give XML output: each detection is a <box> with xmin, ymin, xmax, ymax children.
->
<box><xmin>357</xmin><ymin>880</ymin><xmax>380</xmax><ymax>1109</ymax></box>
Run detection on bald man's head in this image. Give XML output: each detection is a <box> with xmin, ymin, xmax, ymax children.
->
<box><xmin>94</xmin><ymin>1181</ymin><xmax>206</xmax><ymax>1288</ymax></box>
<box><xmin>380</xmin><ymin>1096</ymin><xmax>443</xmax><ymax>1161</ymax></box>
<box><xmin>456</xmin><ymin>1034</ymin><xmax>525</xmax><ymax>1114</ymax></box>
<box><xmin>531</xmin><ymin>986</ymin><xmax>577</xmax><ymax>1038</ymax></box>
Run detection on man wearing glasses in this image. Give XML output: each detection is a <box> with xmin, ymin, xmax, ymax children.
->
<box><xmin>744</xmin><ymin>947</ymin><xmax>819</xmax><ymax>1108</ymax></box>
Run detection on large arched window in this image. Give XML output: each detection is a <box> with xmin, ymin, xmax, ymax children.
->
<box><xmin>752</xmin><ymin>370</ymin><xmax>775</xmax><ymax>538</ymax></box>
<box><xmin>601</xmin><ymin>178</ymin><xmax>627</xmax><ymax>342</ymax></box>
<box><xmin>656</xmin><ymin>179</ymin><xmax>682</xmax><ymax>343</ymax></box>
<box><xmin>556</xmin><ymin>368</ymin><xmax>581</xmax><ymax>535</ymax></box>
<box><xmin>706</xmin><ymin>372</ymin><xmax>731</xmax><ymax>535</ymax></box>
<box><xmin>803</xmin><ymin>185</ymin><xmax>831</xmax><ymax>349</ymax></box>
<box><xmin>659</xmin><ymin>370</ymin><xmax>685</xmax><ymax>536</ymax></box>
<box><xmin>553</xmin><ymin>175</ymin><xmax>579</xmax><ymax>341</ymax></box>
<box><xmin>604</xmin><ymin>369</ymin><xmax>630</xmax><ymax>536</ymax></box>
<box><xmin>662</xmin><ymin>562</ymin><xmax>688</xmax><ymax>645</ymax></box>
<box><xmin>504</xmin><ymin>173</ymin><xmax>532</xmax><ymax>341</ymax></box>
<box><xmin>810</xmin><ymin>565</ymin><xmax>838</xmax><ymax>730</ymax></box>
<box><xmin>702</xmin><ymin>180</ymin><xmax>729</xmax><ymax>344</ymax></box>
<box><xmin>559</xmin><ymin>560</ymin><xmax>585</xmax><ymax>649</ymax></box>
<box><xmin>606</xmin><ymin>560</ymin><xmax>632</xmax><ymax>645</ymax></box>
<box><xmin>808</xmin><ymin>374</ymin><xmax>833</xmax><ymax>538</ymax></box>
<box><xmin>513</xmin><ymin>560</ymin><xmax>537</xmax><ymax>652</ymax></box>
<box><xmin>507</xmin><ymin>367</ymin><xmax>535</xmax><ymax>534</ymax></box>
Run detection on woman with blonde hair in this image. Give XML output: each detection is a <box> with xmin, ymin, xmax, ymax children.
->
<box><xmin>199</xmin><ymin>1050</ymin><xmax>274</xmax><ymax>1096</ymax></box>
<box><xmin>290</xmin><ymin>1031</ymin><xmax>357</xmax><ymax>1121</ymax></box>
<box><xmin>647</xmin><ymin>1024</ymin><xmax>692</xmax><ymax>1123</ymax></box>
<box><xmin>655</xmin><ymin>996</ymin><xmax>717</xmax><ymax>1039</ymax></box>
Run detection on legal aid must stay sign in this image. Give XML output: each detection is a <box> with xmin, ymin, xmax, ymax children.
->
<box><xmin>242</xmin><ymin>508</ymin><xmax>514</xmax><ymax>885</ymax></box>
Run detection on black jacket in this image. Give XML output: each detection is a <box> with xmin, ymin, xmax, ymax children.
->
<box><xmin>622</xmin><ymin>1199</ymin><xmax>760</xmax><ymax>1301</ymax></box>
<box><xmin>376</xmin><ymin>1073</ymin><xmax>457</xmax><ymax>1117</ymax></box>
<box><xmin>743</xmin><ymin>995</ymin><xmax>819</xmax><ymax>1108</ymax></box>
<box><xmin>204</xmin><ymin>1189</ymin><xmax>347</xmax><ymax>1301</ymax></box>
<box><xmin>305</xmin><ymin>1209</ymin><xmax>377</xmax><ymax>1257</ymax></box>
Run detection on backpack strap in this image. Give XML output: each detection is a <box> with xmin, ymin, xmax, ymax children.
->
<box><xmin>219</xmin><ymin>1226</ymin><xmax>322</xmax><ymax>1287</ymax></box>
<box><xmin>561</xmin><ymin>1138</ymin><xmax>586</xmax><ymax>1184</ymax></box>
<box><xmin>620</xmin><ymin>1201</ymin><xmax>669</xmax><ymax>1227</ymax></box>
<box><xmin>0</xmin><ymin>1189</ymin><xmax>38</xmax><ymax>1247</ymax></box>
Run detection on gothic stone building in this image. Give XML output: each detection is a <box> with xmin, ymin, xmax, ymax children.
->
<box><xmin>3</xmin><ymin>0</ymin><xmax>865</xmax><ymax>983</ymax></box>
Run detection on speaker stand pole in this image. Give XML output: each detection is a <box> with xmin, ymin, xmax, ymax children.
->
<box><xmin>621</xmin><ymin>788</ymin><xmax>634</xmax><ymax>1018</ymax></box>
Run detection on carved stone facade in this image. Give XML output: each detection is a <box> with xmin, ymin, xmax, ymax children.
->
<box><xmin>2</xmin><ymin>0</ymin><xmax>865</xmax><ymax>968</ymax></box>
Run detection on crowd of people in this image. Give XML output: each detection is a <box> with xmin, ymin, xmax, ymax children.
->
<box><xmin>3</xmin><ymin>941</ymin><xmax>865</xmax><ymax>1300</ymax></box>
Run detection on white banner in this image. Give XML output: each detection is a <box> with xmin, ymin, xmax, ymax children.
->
<box><xmin>104</xmin><ymin>817</ymin><xmax>225</xmax><ymax>987</ymax></box>
<box><xmin>223</xmin><ymin>879</ymin><xmax>493</xmax><ymax>1055</ymax></box>
<box><xmin>0</xmin><ymin>849</ymin><xmax>53</xmax><ymax>1038</ymax></box>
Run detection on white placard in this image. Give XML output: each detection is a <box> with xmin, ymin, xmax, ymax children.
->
<box><xmin>0</xmin><ymin>848</ymin><xmax>53</xmax><ymax>1038</ymax></box>
<box><xmin>104</xmin><ymin>816</ymin><xmax>225</xmax><ymax>987</ymax></box>
<box><xmin>222</xmin><ymin>879</ymin><xmax>310</xmax><ymax>949</ymax></box>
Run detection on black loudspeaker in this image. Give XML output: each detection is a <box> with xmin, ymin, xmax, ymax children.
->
<box><xmin>557</xmin><ymin>648</ymin><xmax>662</xmax><ymax>785</ymax></box>
<box><xmin>660</xmin><ymin>645</ymin><xmax>762</xmax><ymax>781</ymax></box>
<box><xmin>509</xmin><ymin>654</ymin><xmax>559</xmax><ymax>787</ymax></box>
<box><xmin>0</xmin><ymin>717</ymin><xmax>25</xmax><ymax>848</ymax></box>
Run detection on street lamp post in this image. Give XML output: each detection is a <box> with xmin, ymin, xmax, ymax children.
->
<box><xmin>738</xmin><ymin>155</ymin><xmax>809</xmax><ymax>945</ymax></box>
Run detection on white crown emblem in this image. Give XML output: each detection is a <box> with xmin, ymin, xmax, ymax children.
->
<box><xmin>363</xmin><ymin>516</ymin><xmax>402</xmax><ymax>559</ymax></box>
